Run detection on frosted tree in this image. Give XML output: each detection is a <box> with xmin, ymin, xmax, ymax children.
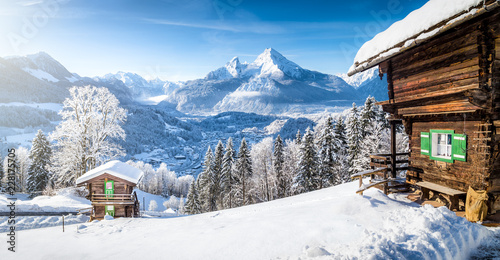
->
<box><xmin>273</xmin><ymin>135</ymin><xmax>286</xmax><ymax>198</ymax></box>
<box><xmin>332</xmin><ymin>116</ymin><xmax>350</xmax><ymax>184</ymax></box>
<box><xmin>222</xmin><ymin>137</ymin><xmax>235</xmax><ymax>209</ymax></box>
<box><xmin>0</xmin><ymin>156</ymin><xmax>3</xmax><ymax>190</ymax></box>
<box><xmin>185</xmin><ymin>180</ymin><xmax>202</xmax><ymax>214</ymax></box>
<box><xmin>178</xmin><ymin>195</ymin><xmax>185</xmax><ymax>215</ymax></box>
<box><xmin>27</xmin><ymin>130</ymin><xmax>52</xmax><ymax>195</ymax></box>
<box><xmin>234</xmin><ymin>138</ymin><xmax>253</xmax><ymax>206</ymax></box>
<box><xmin>317</xmin><ymin>116</ymin><xmax>335</xmax><ymax>188</ymax></box>
<box><xmin>148</xmin><ymin>200</ymin><xmax>158</xmax><ymax>211</ymax></box>
<box><xmin>5</xmin><ymin>147</ymin><xmax>32</xmax><ymax>193</ymax></box>
<box><xmin>360</xmin><ymin>96</ymin><xmax>377</xmax><ymax>138</ymax></box>
<box><xmin>295</xmin><ymin>130</ymin><xmax>302</xmax><ymax>145</ymax></box>
<box><xmin>346</xmin><ymin>103</ymin><xmax>362</xmax><ymax>175</ymax></box>
<box><xmin>251</xmin><ymin>137</ymin><xmax>275</xmax><ymax>202</ymax></box>
<box><xmin>198</xmin><ymin>146</ymin><xmax>214</xmax><ymax>212</ymax></box>
<box><xmin>283</xmin><ymin>140</ymin><xmax>300</xmax><ymax>195</ymax></box>
<box><xmin>212</xmin><ymin>141</ymin><xmax>224</xmax><ymax>209</ymax></box>
<box><xmin>50</xmin><ymin>86</ymin><xmax>127</xmax><ymax>187</ymax></box>
<box><xmin>296</xmin><ymin>128</ymin><xmax>318</xmax><ymax>193</ymax></box>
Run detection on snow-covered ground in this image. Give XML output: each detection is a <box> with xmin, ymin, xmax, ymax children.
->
<box><xmin>0</xmin><ymin>188</ymin><xmax>90</xmax><ymax>213</ymax></box>
<box><xmin>2</xmin><ymin>181</ymin><xmax>494</xmax><ymax>259</ymax></box>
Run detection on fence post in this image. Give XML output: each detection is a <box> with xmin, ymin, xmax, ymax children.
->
<box><xmin>62</xmin><ymin>215</ymin><xmax>65</xmax><ymax>232</ymax></box>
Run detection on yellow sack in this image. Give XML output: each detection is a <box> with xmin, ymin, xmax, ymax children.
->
<box><xmin>465</xmin><ymin>186</ymin><xmax>488</xmax><ymax>222</ymax></box>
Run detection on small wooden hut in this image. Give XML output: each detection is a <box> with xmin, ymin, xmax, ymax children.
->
<box><xmin>76</xmin><ymin>160</ymin><xmax>143</xmax><ymax>220</ymax></box>
<box><xmin>348</xmin><ymin>0</ymin><xmax>500</xmax><ymax>213</ymax></box>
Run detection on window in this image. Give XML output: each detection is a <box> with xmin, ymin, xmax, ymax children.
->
<box><xmin>432</xmin><ymin>132</ymin><xmax>452</xmax><ymax>159</ymax></box>
<box><xmin>421</xmin><ymin>129</ymin><xmax>467</xmax><ymax>163</ymax></box>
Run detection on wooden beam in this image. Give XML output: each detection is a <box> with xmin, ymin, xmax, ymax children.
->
<box><xmin>390</xmin><ymin>120</ymin><xmax>397</xmax><ymax>178</ymax></box>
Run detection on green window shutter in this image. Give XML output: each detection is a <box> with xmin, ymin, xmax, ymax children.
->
<box><xmin>421</xmin><ymin>132</ymin><xmax>430</xmax><ymax>155</ymax></box>
<box><xmin>452</xmin><ymin>134</ymin><xmax>467</xmax><ymax>162</ymax></box>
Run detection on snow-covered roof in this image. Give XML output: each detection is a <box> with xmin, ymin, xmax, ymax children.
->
<box><xmin>75</xmin><ymin>160</ymin><xmax>144</xmax><ymax>185</ymax></box>
<box><xmin>348</xmin><ymin>0</ymin><xmax>499</xmax><ymax>76</ymax></box>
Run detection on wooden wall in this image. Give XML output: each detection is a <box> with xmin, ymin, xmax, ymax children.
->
<box><xmin>380</xmin><ymin>9</ymin><xmax>500</xmax><ymax>116</ymax></box>
<box><xmin>406</xmin><ymin>115</ymin><xmax>490</xmax><ymax>192</ymax></box>
<box><xmin>86</xmin><ymin>173</ymin><xmax>135</xmax><ymax>195</ymax></box>
<box><xmin>94</xmin><ymin>205</ymin><xmax>133</xmax><ymax>219</ymax></box>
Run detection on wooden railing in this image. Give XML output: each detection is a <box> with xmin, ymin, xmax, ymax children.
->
<box><xmin>370</xmin><ymin>152</ymin><xmax>409</xmax><ymax>178</ymax></box>
<box><xmin>91</xmin><ymin>193</ymin><xmax>135</xmax><ymax>202</ymax></box>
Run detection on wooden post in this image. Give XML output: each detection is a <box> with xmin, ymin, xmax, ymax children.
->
<box><xmin>390</xmin><ymin>120</ymin><xmax>397</xmax><ymax>179</ymax></box>
<box><xmin>62</xmin><ymin>215</ymin><xmax>65</xmax><ymax>232</ymax></box>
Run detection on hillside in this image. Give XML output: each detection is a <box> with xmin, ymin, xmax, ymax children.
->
<box><xmin>10</xmin><ymin>181</ymin><xmax>492</xmax><ymax>259</ymax></box>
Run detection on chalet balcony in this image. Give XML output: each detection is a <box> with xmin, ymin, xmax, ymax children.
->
<box><xmin>90</xmin><ymin>191</ymin><xmax>140</xmax><ymax>206</ymax></box>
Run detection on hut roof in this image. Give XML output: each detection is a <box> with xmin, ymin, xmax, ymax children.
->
<box><xmin>75</xmin><ymin>160</ymin><xmax>144</xmax><ymax>185</ymax></box>
<box><xmin>348</xmin><ymin>0</ymin><xmax>499</xmax><ymax>76</ymax></box>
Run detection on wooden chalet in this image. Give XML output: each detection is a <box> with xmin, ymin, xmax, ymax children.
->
<box><xmin>76</xmin><ymin>160</ymin><xmax>143</xmax><ymax>220</ymax></box>
<box><xmin>349</xmin><ymin>0</ymin><xmax>500</xmax><ymax>213</ymax></box>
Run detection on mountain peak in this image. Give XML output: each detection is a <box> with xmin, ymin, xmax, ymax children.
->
<box><xmin>253</xmin><ymin>48</ymin><xmax>303</xmax><ymax>78</ymax></box>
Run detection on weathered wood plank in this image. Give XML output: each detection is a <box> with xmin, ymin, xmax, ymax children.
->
<box><xmin>398</xmin><ymin>100</ymin><xmax>482</xmax><ymax>115</ymax></box>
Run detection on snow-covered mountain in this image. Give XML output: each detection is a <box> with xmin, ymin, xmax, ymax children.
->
<box><xmin>99</xmin><ymin>71</ymin><xmax>177</xmax><ymax>98</ymax></box>
<box><xmin>167</xmin><ymin>48</ymin><xmax>360</xmax><ymax>115</ymax></box>
<box><xmin>338</xmin><ymin>67</ymin><xmax>388</xmax><ymax>102</ymax></box>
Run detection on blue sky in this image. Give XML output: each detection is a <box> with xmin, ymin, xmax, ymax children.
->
<box><xmin>0</xmin><ymin>0</ymin><xmax>424</xmax><ymax>81</ymax></box>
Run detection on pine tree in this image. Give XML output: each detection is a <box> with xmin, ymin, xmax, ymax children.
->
<box><xmin>185</xmin><ymin>181</ymin><xmax>202</xmax><ymax>214</ymax></box>
<box><xmin>273</xmin><ymin>135</ymin><xmax>286</xmax><ymax>198</ymax></box>
<box><xmin>333</xmin><ymin>117</ymin><xmax>348</xmax><ymax>154</ymax></box>
<box><xmin>198</xmin><ymin>146</ymin><xmax>214</xmax><ymax>212</ymax></box>
<box><xmin>222</xmin><ymin>138</ymin><xmax>235</xmax><ymax>209</ymax></box>
<box><xmin>296</xmin><ymin>128</ymin><xmax>318</xmax><ymax>193</ymax></box>
<box><xmin>360</xmin><ymin>96</ymin><xmax>377</xmax><ymax>138</ymax></box>
<box><xmin>317</xmin><ymin>116</ymin><xmax>335</xmax><ymax>188</ymax></box>
<box><xmin>346</xmin><ymin>103</ymin><xmax>362</xmax><ymax>175</ymax></box>
<box><xmin>295</xmin><ymin>130</ymin><xmax>302</xmax><ymax>145</ymax></box>
<box><xmin>27</xmin><ymin>130</ymin><xmax>52</xmax><ymax>195</ymax></box>
<box><xmin>212</xmin><ymin>140</ymin><xmax>224</xmax><ymax>209</ymax></box>
<box><xmin>352</xmin><ymin>121</ymin><xmax>386</xmax><ymax>174</ymax></box>
<box><xmin>235</xmin><ymin>138</ymin><xmax>252</xmax><ymax>206</ymax></box>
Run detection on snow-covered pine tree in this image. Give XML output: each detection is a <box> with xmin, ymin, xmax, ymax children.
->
<box><xmin>27</xmin><ymin>130</ymin><xmax>52</xmax><ymax>196</ymax></box>
<box><xmin>295</xmin><ymin>130</ymin><xmax>302</xmax><ymax>145</ymax></box>
<box><xmin>352</xmin><ymin>121</ymin><xmax>387</xmax><ymax>174</ymax></box>
<box><xmin>296</xmin><ymin>128</ymin><xmax>318</xmax><ymax>193</ymax></box>
<box><xmin>332</xmin><ymin>116</ymin><xmax>350</xmax><ymax>184</ymax></box>
<box><xmin>273</xmin><ymin>134</ymin><xmax>286</xmax><ymax>198</ymax></box>
<box><xmin>212</xmin><ymin>140</ymin><xmax>224</xmax><ymax>210</ymax></box>
<box><xmin>50</xmin><ymin>86</ymin><xmax>127</xmax><ymax>187</ymax></box>
<box><xmin>234</xmin><ymin>138</ymin><xmax>252</xmax><ymax>206</ymax></box>
<box><xmin>317</xmin><ymin>116</ymin><xmax>335</xmax><ymax>189</ymax></box>
<box><xmin>346</xmin><ymin>103</ymin><xmax>362</xmax><ymax>175</ymax></box>
<box><xmin>360</xmin><ymin>96</ymin><xmax>377</xmax><ymax>138</ymax></box>
<box><xmin>198</xmin><ymin>146</ymin><xmax>214</xmax><ymax>212</ymax></box>
<box><xmin>333</xmin><ymin>117</ymin><xmax>348</xmax><ymax>154</ymax></box>
<box><xmin>222</xmin><ymin>138</ymin><xmax>235</xmax><ymax>209</ymax></box>
<box><xmin>185</xmin><ymin>180</ymin><xmax>202</xmax><ymax>214</ymax></box>
<box><xmin>283</xmin><ymin>139</ymin><xmax>300</xmax><ymax>195</ymax></box>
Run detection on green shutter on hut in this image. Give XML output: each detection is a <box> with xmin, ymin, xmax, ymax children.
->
<box><xmin>452</xmin><ymin>134</ymin><xmax>467</xmax><ymax>162</ymax></box>
<box><xmin>420</xmin><ymin>132</ymin><xmax>430</xmax><ymax>155</ymax></box>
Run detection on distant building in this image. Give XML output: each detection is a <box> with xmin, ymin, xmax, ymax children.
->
<box><xmin>76</xmin><ymin>160</ymin><xmax>143</xmax><ymax>220</ymax></box>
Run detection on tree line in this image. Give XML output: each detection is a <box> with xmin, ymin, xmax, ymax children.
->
<box><xmin>185</xmin><ymin>97</ymin><xmax>408</xmax><ymax>214</ymax></box>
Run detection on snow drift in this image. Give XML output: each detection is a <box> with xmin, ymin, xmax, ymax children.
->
<box><xmin>5</xmin><ymin>181</ymin><xmax>491</xmax><ymax>259</ymax></box>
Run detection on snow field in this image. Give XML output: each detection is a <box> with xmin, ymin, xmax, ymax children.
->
<box><xmin>0</xmin><ymin>215</ymin><xmax>89</xmax><ymax>233</ymax></box>
<box><xmin>3</xmin><ymin>181</ymin><xmax>493</xmax><ymax>259</ymax></box>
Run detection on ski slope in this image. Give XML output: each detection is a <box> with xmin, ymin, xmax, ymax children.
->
<box><xmin>5</xmin><ymin>181</ymin><xmax>493</xmax><ymax>259</ymax></box>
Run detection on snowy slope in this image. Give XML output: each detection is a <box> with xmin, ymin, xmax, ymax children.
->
<box><xmin>7</xmin><ymin>181</ymin><xmax>492</xmax><ymax>259</ymax></box>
